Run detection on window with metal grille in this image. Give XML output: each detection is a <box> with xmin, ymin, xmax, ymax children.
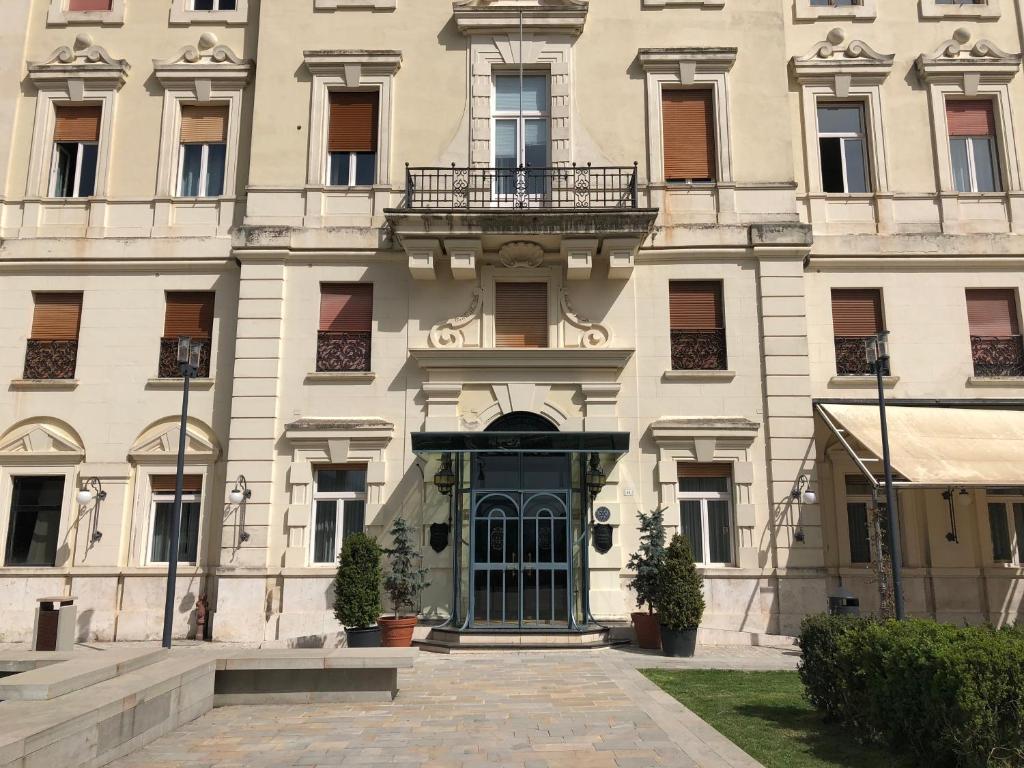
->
<box><xmin>318</xmin><ymin>284</ymin><xmax>373</xmax><ymax>371</ymax></box>
<box><xmin>24</xmin><ymin>292</ymin><xmax>82</xmax><ymax>380</ymax></box>
<box><xmin>966</xmin><ymin>288</ymin><xmax>1024</xmax><ymax>377</ymax></box>
<box><xmin>669</xmin><ymin>281</ymin><xmax>726</xmax><ymax>370</ymax></box>
<box><xmin>160</xmin><ymin>292</ymin><xmax>214</xmax><ymax>378</ymax></box>
<box><xmin>831</xmin><ymin>289</ymin><xmax>884</xmax><ymax>375</ymax></box>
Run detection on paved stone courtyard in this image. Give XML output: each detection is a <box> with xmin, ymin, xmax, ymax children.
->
<box><xmin>108</xmin><ymin>647</ymin><xmax>797</xmax><ymax>768</ymax></box>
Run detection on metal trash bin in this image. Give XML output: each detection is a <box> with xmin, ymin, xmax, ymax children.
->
<box><xmin>827</xmin><ymin>587</ymin><xmax>860</xmax><ymax>617</ymax></box>
<box><xmin>32</xmin><ymin>596</ymin><xmax>77</xmax><ymax>651</ymax></box>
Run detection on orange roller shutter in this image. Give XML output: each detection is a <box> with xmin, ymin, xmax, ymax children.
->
<box><xmin>164</xmin><ymin>292</ymin><xmax>215</xmax><ymax>339</ymax></box>
<box><xmin>68</xmin><ymin>0</ymin><xmax>112</xmax><ymax>9</ymax></box>
<box><xmin>831</xmin><ymin>289</ymin><xmax>883</xmax><ymax>337</ymax></box>
<box><xmin>966</xmin><ymin>289</ymin><xmax>1020</xmax><ymax>336</ymax></box>
<box><xmin>180</xmin><ymin>105</ymin><xmax>228</xmax><ymax>144</ymax></box>
<box><xmin>495</xmin><ymin>282</ymin><xmax>548</xmax><ymax>348</ymax></box>
<box><xmin>327</xmin><ymin>92</ymin><xmax>379</xmax><ymax>153</ymax></box>
<box><xmin>53</xmin><ymin>105</ymin><xmax>101</xmax><ymax>143</ymax></box>
<box><xmin>947</xmin><ymin>100</ymin><xmax>996</xmax><ymax>137</ymax></box>
<box><xmin>320</xmin><ymin>284</ymin><xmax>373</xmax><ymax>333</ymax></box>
<box><xmin>662</xmin><ymin>89</ymin><xmax>716</xmax><ymax>182</ymax></box>
<box><xmin>678</xmin><ymin>463</ymin><xmax>732</xmax><ymax>479</ymax></box>
<box><xmin>31</xmin><ymin>293</ymin><xmax>83</xmax><ymax>340</ymax></box>
<box><xmin>669</xmin><ymin>281</ymin><xmax>723</xmax><ymax>331</ymax></box>
<box><xmin>151</xmin><ymin>475</ymin><xmax>203</xmax><ymax>493</ymax></box>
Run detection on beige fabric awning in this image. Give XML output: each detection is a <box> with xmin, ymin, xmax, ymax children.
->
<box><xmin>818</xmin><ymin>404</ymin><xmax>1024</xmax><ymax>487</ymax></box>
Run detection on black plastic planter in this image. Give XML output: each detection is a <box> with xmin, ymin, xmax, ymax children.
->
<box><xmin>660</xmin><ymin>627</ymin><xmax>697</xmax><ymax>657</ymax></box>
<box><xmin>346</xmin><ymin>626</ymin><xmax>383</xmax><ymax>648</ymax></box>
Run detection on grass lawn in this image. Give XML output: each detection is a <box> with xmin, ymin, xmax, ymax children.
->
<box><xmin>642</xmin><ymin>669</ymin><xmax>916</xmax><ymax>768</ymax></box>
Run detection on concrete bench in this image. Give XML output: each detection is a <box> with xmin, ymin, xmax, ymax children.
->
<box><xmin>0</xmin><ymin>652</ymin><xmax>77</xmax><ymax>677</ymax></box>
<box><xmin>0</xmin><ymin>647</ymin><xmax>165</xmax><ymax>701</ymax></box>
<box><xmin>213</xmin><ymin>647</ymin><xmax>417</xmax><ymax>705</ymax></box>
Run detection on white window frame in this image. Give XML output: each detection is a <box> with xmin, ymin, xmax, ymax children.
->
<box><xmin>795</xmin><ymin>0</ymin><xmax>876</xmax><ymax>20</ymax></box>
<box><xmin>490</xmin><ymin>72</ymin><xmax>551</xmax><ymax>167</ymax></box>
<box><xmin>145</xmin><ymin>490</ymin><xmax>202</xmax><ymax>566</ymax></box>
<box><xmin>309</xmin><ymin>468</ymin><xmax>368</xmax><ymax>566</ymax></box>
<box><xmin>49</xmin><ymin>139</ymin><xmax>98</xmax><ymax>198</ymax></box>
<box><xmin>921</xmin><ymin>0</ymin><xmax>1000</xmax><ymax>20</ymax></box>
<box><xmin>676</xmin><ymin>474</ymin><xmax>735</xmax><ymax>568</ymax></box>
<box><xmin>945</xmin><ymin>98</ymin><xmax>1003</xmax><ymax>194</ymax></box>
<box><xmin>169</xmin><ymin>0</ymin><xmax>248</xmax><ymax>25</ymax></box>
<box><xmin>47</xmin><ymin>0</ymin><xmax>126</xmax><ymax>26</ymax></box>
<box><xmin>931</xmin><ymin>89</ymin><xmax>1019</xmax><ymax>196</ymax></box>
<box><xmin>177</xmin><ymin>141</ymin><xmax>226</xmax><ymax>198</ymax></box>
<box><xmin>984</xmin><ymin>490</ymin><xmax>1024</xmax><ymax>565</ymax></box>
<box><xmin>816</xmin><ymin>101</ymin><xmax>872</xmax><ymax>194</ymax></box>
<box><xmin>326</xmin><ymin>122</ymin><xmax>378</xmax><ymax>188</ymax></box>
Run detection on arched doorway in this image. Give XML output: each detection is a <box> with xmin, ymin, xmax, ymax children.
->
<box><xmin>485</xmin><ymin>411</ymin><xmax>558</xmax><ymax>432</ymax></box>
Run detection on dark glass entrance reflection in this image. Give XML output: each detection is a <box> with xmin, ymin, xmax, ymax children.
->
<box><xmin>470</xmin><ymin>453</ymin><xmax>572</xmax><ymax>628</ymax></box>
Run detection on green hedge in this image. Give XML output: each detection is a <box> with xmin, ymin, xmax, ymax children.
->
<box><xmin>799</xmin><ymin>615</ymin><xmax>1024</xmax><ymax>768</ymax></box>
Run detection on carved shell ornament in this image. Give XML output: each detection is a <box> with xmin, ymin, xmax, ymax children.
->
<box><xmin>499</xmin><ymin>241</ymin><xmax>545</xmax><ymax>268</ymax></box>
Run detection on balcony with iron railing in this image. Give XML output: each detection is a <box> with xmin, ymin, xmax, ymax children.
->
<box><xmin>971</xmin><ymin>335</ymin><xmax>1024</xmax><ymax>377</ymax></box>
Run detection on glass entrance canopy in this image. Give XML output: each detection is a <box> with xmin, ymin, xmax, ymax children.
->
<box><xmin>412</xmin><ymin>429</ymin><xmax>628</xmax><ymax>633</ymax></box>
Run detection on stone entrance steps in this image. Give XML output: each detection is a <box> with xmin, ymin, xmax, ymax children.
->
<box><xmin>0</xmin><ymin>646</ymin><xmax>166</xmax><ymax>701</ymax></box>
<box><xmin>416</xmin><ymin>626</ymin><xmax>629</xmax><ymax>653</ymax></box>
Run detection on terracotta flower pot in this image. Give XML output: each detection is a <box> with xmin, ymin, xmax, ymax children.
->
<box><xmin>379</xmin><ymin>616</ymin><xmax>418</xmax><ymax>647</ymax></box>
<box><xmin>631</xmin><ymin>611</ymin><xmax>662</xmax><ymax>650</ymax></box>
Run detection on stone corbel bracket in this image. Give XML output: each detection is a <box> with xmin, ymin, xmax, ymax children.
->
<box><xmin>916</xmin><ymin>28</ymin><xmax>1021</xmax><ymax>94</ymax></box>
<box><xmin>452</xmin><ymin>0</ymin><xmax>589</xmax><ymax>37</ymax></box>
<box><xmin>28</xmin><ymin>33</ymin><xmax>130</xmax><ymax>95</ymax></box>
<box><xmin>429</xmin><ymin>287</ymin><xmax>484</xmax><ymax>348</ymax></box>
<box><xmin>791</xmin><ymin>28</ymin><xmax>894</xmax><ymax>95</ymax></box>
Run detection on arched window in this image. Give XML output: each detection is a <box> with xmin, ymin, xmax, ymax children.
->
<box><xmin>485</xmin><ymin>412</ymin><xmax>558</xmax><ymax>432</ymax></box>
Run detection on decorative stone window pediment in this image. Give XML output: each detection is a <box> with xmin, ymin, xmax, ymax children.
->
<box><xmin>791</xmin><ymin>29</ymin><xmax>894</xmax><ymax>93</ymax></box>
<box><xmin>916</xmin><ymin>29</ymin><xmax>1021</xmax><ymax>92</ymax></box>
<box><xmin>0</xmin><ymin>419</ymin><xmax>85</xmax><ymax>464</ymax></box>
<box><xmin>27</xmin><ymin>35</ymin><xmax>130</xmax><ymax>95</ymax></box>
<box><xmin>128</xmin><ymin>418</ymin><xmax>221</xmax><ymax>465</ymax></box>
<box><xmin>453</xmin><ymin>0</ymin><xmax>589</xmax><ymax>37</ymax></box>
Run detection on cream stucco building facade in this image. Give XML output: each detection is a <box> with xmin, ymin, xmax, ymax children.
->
<box><xmin>1</xmin><ymin>0</ymin><xmax>1023</xmax><ymax>645</ymax></box>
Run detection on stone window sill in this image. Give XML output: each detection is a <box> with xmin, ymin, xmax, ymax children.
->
<box><xmin>662</xmin><ymin>370</ymin><xmax>736</xmax><ymax>382</ymax></box>
<box><xmin>794</xmin><ymin>0</ymin><xmax>875</xmax><ymax>20</ymax></box>
<box><xmin>145</xmin><ymin>378</ymin><xmax>215</xmax><ymax>390</ymax></box>
<box><xmin>828</xmin><ymin>375</ymin><xmax>899</xmax><ymax>388</ymax></box>
<box><xmin>48</xmin><ymin>0</ymin><xmax>126</xmax><ymax>25</ymax></box>
<box><xmin>10</xmin><ymin>379</ymin><xmax>79</xmax><ymax>391</ymax></box>
<box><xmin>966</xmin><ymin>376</ymin><xmax>1024</xmax><ymax>388</ymax></box>
<box><xmin>920</xmin><ymin>0</ymin><xmax>999</xmax><ymax>19</ymax></box>
<box><xmin>305</xmin><ymin>371</ymin><xmax>376</xmax><ymax>383</ymax></box>
<box><xmin>313</xmin><ymin>0</ymin><xmax>395</xmax><ymax>9</ymax></box>
<box><xmin>168</xmin><ymin>3</ymin><xmax>248</xmax><ymax>25</ymax></box>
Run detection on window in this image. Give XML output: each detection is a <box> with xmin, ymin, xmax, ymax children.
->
<box><xmin>178</xmin><ymin>106</ymin><xmax>227</xmax><ymax>197</ymax></box>
<box><xmin>327</xmin><ymin>92</ymin><xmax>378</xmax><ymax>187</ymax></box>
<box><xmin>311</xmin><ymin>465</ymin><xmax>367</xmax><ymax>564</ymax></box>
<box><xmin>24</xmin><ymin>292</ymin><xmax>82</xmax><ymax>380</ymax></box>
<box><xmin>669</xmin><ymin>281</ymin><xmax>726</xmax><ymax>370</ymax></box>
<box><xmin>494</xmin><ymin>282</ymin><xmax>549</xmax><ymax>348</ymax></box>
<box><xmin>844</xmin><ymin>475</ymin><xmax>873</xmax><ymax>564</ymax></box>
<box><xmin>818</xmin><ymin>103</ymin><xmax>870</xmax><ymax>194</ymax></box>
<box><xmin>677</xmin><ymin>464</ymin><xmax>733</xmax><ymax>566</ymax></box>
<box><xmin>5</xmin><ymin>477</ymin><xmax>64</xmax><ymax>566</ymax></box>
<box><xmin>318</xmin><ymin>284</ymin><xmax>373</xmax><ymax>372</ymax></box>
<box><xmin>947</xmin><ymin>100</ymin><xmax>1001</xmax><ymax>193</ymax></box>
<box><xmin>831</xmin><ymin>289</ymin><xmax>884</xmax><ymax>376</ymax></box>
<box><xmin>493</xmin><ymin>74</ymin><xmax>550</xmax><ymax>196</ymax></box>
<box><xmin>811</xmin><ymin>0</ymin><xmax>862</xmax><ymax>5</ymax></box>
<box><xmin>192</xmin><ymin>0</ymin><xmax>236</xmax><ymax>8</ymax></box>
<box><xmin>160</xmin><ymin>292</ymin><xmax>214</xmax><ymax>378</ymax></box>
<box><xmin>149</xmin><ymin>475</ymin><xmax>201</xmax><ymax>563</ymax></box>
<box><xmin>50</xmin><ymin>105</ymin><xmax>100</xmax><ymax>198</ymax></box>
<box><xmin>986</xmin><ymin>489</ymin><xmax>1024</xmax><ymax>563</ymax></box>
<box><xmin>68</xmin><ymin>0</ymin><xmax>112</xmax><ymax>8</ymax></box>
<box><xmin>796</xmin><ymin>0</ymin><xmax>875</xmax><ymax>19</ymax></box>
<box><xmin>965</xmin><ymin>288</ymin><xmax>1024</xmax><ymax>377</ymax></box>
<box><xmin>662</xmin><ymin>89</ymin><xmax>716</xmax><ymax>183</ymax></box>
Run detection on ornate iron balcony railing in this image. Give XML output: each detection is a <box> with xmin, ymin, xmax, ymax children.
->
<box><xmin>671</xmin><ymin>329</ymin><xmax>727</xmax><ymax>371</ymax></box>
<box><xmin>317</xmin><ymin>331</ymin><xmax>371</xmax><ymax>373</ymax></box>
<box><xmin>971</xmin><ymin>335</ymin><xmax>1024</xmax><ymax>377</ymax></box>
<box><xmin>23</xmin><ymin>339</ymin><xmax>78</xmax><ymax>380</ymax></box>
<box><xmin>402</xmin><ymin>163</ymin><xmax>639</xmax><ymax>210</ymax></box>
<box><xmin>158</xmin><ymin>337</ymin><xmax>211</xmax><ymax>378</ymax></box>
<box><xmin>834</xmin><ymin>336</ymin><xmax>874</xmax><ymax>376</ymax></box>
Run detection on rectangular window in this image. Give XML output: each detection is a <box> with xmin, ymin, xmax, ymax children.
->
<box><xmin>24</xmin><ymin>292</ymin><xmax>83</xmax><ymax>380</ymax></box>
<box><xmin>327</xmin><ymin>92</ymin><xmax>378</xmax><ymax>187</ymax></box>
<box><xmin>669</xmin><ymin>280</ymin><xmax>727</xmax><ymax>370</ymax></box>
<box><xmin>192</xmin><ymin>0</ymin><xmax>236</xmax><ymax>8</ymax></box>
<box><xmin>494</xmin><ymin>282</ymin><xmax>549</xmax><ymax>348</ymax></box>
<box><xmin>68</xmin><ymin>0</ymin><xmax>113</xmax><ymax>9</ymax></box>
<box><xmin>160</xmin><ymin>292</ymin><xmax>214</xmax><ymax>378</ymax></box>
<box><xmin>677</xmin><ymin>463</ymin><xmax>733</xmax><ymax>566</ymax></box>
<box><xmin>178</xmin><ymin>105</ymin><xmax>227</xmax><ymax>198</ymax></box>
<box><xmin>5</xmin><ymin>476</ymin><xmax>64</xmax><ymax>567</ymax></box>
<box><xmin>50</xmin><ymin>105</ymin><xmax>100</xmax><ymax>198</ymax></box>
<box><xmin>810</xmin><ymin>0</ymin><xmax>863</xmax><ymax>5</ymax></box>
<box><xmin>966</xmin><ymin>288</ymin><xmax>1024</xmax><ymax>377</ymax></box>
<box><xmin>318</xmin><ymin>283</ymin><xmax>373</xmax><ymax>372</ymax></box>
<box><xmin>311</xmin><ymin>465</ymin><xmax>367</xmax><ymax>564</ymax></box>
<box><xmin>493</xmin><ymin>74</ymin><xmax>550</xmax><ymax>196</ymax></box>
<box><xmin>831</xmin><ymin>288</ymin><xmax>884</xmax><ymax>375</ymax></box>
<box><xmin>818</xmin><ymin>103</ymin><xmax>870</xmax><ymax>193</ymax></box>
<box><xmin>149</xmin><ymin>475</ymin><xmax>201</xmax><ymax>563</ymax></box>
<box><xmin>986</xmin><ymin>494</ymin><xmax>1024</xmax><ymax>564</ymax></box>
<box><xmin>844</xmin><ymin>476</ymin><xmax>873</xmax><ymax>563</ymax></box>
<box><xmin>662</xmin><ymin>89</ymin><xmax>716</xmax><ymax>183</ymax></box>
<box><xmin>947</xmin><ymin>100</ymin><xmax>1001</xmax><ymax>193</ymax></box>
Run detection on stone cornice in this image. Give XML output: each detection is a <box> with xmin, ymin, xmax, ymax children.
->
<box><xmin>410</xmin><ymin>347</ymin><xmax>634</xmax><ymax>371</ymax></box>
<box><xmin>302</xmin><ymin>49</ymin><xmax>403</xmax><ymax>78</ymax></box>
<box><xmin>453</xmin><ymin>0</ymin><xmax>588</xmax><ymax>37</ymax></box>
<box><xmin>916</xmin><ymin>28</ymin><xmax>1021</xmax><ymax>86</ymax></box>
<box><xmin>27</xmin><ymin>34</ymin><xmax>129</xmax><ymax>91</ymax></box>
<box><xmin>153</xmin><ymin>34</ymin><xmax>253</xmax><ymax>88</ymax></box>
<box><xmin>637</xmin><ymin>47</ymin><xmax>738</xmax><ymax>76</ymax></box>
<box><xmin>791</xmin><ymin>28</ymin><xmax>894</xmax><ymax>85</ymax></box>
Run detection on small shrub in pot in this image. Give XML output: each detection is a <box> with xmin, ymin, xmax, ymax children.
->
<box><xmin>626</xmin><ymin>506</ymin><xmax>667</xmax><ymax>649</ymax></box>
<box><xmin>656</xmin><ymin>533</ymin><xmax>704</xmax><ymax>657</ymax></box>
<box><xmin>380</xmin><ymin>517</ymin><xmax>430</xmax><ymax>647</ymax></box>
<box><xmin>333</xmin><ymin>532</ymin><xmax>382</xmax><ymax>647</ymax></box>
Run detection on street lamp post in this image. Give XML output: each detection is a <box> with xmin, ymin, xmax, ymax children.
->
<box><xmin>865</xmin><ymin>331</ymin><xmax>905</xmax><ymax>620</ymax></box>
<box><xmin>161</xmin><ymin>337</ymin><xmax>203</xmax><ymax>649</ymax></box>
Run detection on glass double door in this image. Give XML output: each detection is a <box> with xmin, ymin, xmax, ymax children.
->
<box><xmin>470</xmin><ymin>453</ymin><xmax>571</xmax><ymax>628</ymax></box>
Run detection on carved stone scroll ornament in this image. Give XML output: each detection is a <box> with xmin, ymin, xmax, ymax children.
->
<box><xmin>429</xmin><ymin>287</ymin><xmax>484</xmax><ymax>348</ymax></box>
<box><xmin>559</xmin><ymin>288</ymin><xmax>610</xmax><ymax>349</ymax></box>
<box><xmin>155</xmin><ymin>33</ymin><xmax>248</xmax><ymax>67</ymax></box>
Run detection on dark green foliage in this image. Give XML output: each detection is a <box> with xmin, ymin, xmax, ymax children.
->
<box><xmin>656</xmin><ymin>533</ymin><xmax>705</xmax><ymax>631</ymax></box>
<box><xmin>626</xmin><ymin>506</ymin><xmax>667</xmax><ymax>613</ymax></box>
<box><xmin>332</xmin><ymin>532</ymin><xmax>381</xmax><ymax>630</ymax></box>
<box><xmin>383</xmin><ymin>517</ymin><xmax>430</xmax><ymax>617</ymax></box>
<box><xmin>799</xmin><ymin>614</ymin><xmax>1024</xmax><ymax>768</ymax></box>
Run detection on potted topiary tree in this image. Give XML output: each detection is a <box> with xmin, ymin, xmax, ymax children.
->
<box><xmin>626</xmin><ymin>506</ymin><xmax>667</xmax><ymax>650</ymax></box>
<box><xmin>380</xmin><ymin>517</ymin><xmax>430</xmax><ymax>647</ymax></box>
<box><xmin>656</xmin><ymin>533</ymin><xmax>705</xmax><ymax>657</ymax></box>
<box><xmin>333</xmin><ymin>532</ymin><xmax>383</xmax><ymax>648</ymax></box>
